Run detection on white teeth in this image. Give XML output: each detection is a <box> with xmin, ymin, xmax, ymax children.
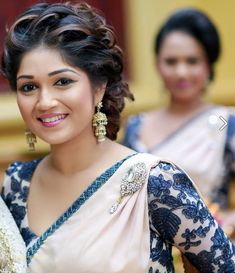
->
<box><xmin>41</xmin><ymin>114</ymin><xmax>66</xmax><ymax>123</ymax></box>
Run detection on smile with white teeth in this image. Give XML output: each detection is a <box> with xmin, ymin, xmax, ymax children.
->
<box><xmin>40</xmin><ymin>114</ymin><xmax>67</xmax><ymax>123</ymax></box>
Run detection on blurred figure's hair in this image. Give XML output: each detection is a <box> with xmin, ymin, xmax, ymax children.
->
<box><xmin>155</xmin><ymin>8</ymin><xmax>221</xmax><ymax>81</ymax></box>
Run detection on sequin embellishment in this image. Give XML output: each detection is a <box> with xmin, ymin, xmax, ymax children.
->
<box><xmin>109</xmin><ymin>162</ymin><xmax>147</xmax><ymax>214</ymax></box>
<box><xmin>0</xmin><ymin>227</ymin><xmax>15</xmax><ymax>273</ymax></box>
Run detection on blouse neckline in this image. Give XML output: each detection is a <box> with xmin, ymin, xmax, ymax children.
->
<box><xmin>25</xmin><ymin>153</ymin><xmax>136</xmax><ymax>264</ymax></box>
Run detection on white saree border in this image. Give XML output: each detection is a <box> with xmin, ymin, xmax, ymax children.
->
<box><xmin>28</xmin><ymin>153</ymin><xmax>159</xmax><ymax>273</ymax></box>
<box><xmin>0</xmin><ymin>197</ymin><xmax>27</xmax><ymax>273</ymax></box>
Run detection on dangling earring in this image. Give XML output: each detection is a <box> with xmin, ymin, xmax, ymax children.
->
<box><xmin>92</xmin><ymin>101</ymin><xmax>108</xmax><ymax>142</ymax></box>
<box><xmin>25</xmin><ymin>129</ymin><xmax>37</xmax><ymax>151</ymax></box>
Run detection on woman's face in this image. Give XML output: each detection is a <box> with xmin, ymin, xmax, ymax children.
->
<box><xmin>157</xmin><ymin>31</ymin><xmax>210</xmax><ymax>103</ymax></box>
<box><xmin>16</xmin><ymin>47</ymin><xmax>104</xmax><ymax>145</ymax></box>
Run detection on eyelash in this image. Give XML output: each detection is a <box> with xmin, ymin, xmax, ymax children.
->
<box><xmin>18</xmin><ymin>78</ymin><xmax>75</xmax><ymax>93</ymax></box>
<box><xmin>55</xmin><ymin>78</ymin><xmax>75</xmax><ymax>86</ymax></box>
<box><xmin>19</xmin><ymin>83</ymin><xmax>37</xmax><ymax>93</ymax></box>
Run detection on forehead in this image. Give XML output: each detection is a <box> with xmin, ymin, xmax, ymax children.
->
<box><xmin>17</xmin><ymin>46</ymin><xmax>73</xmax><ymax>75</ymax></box>
<box><xmin>159</xmin><ymin>31</ymin><xmax>206</xmax><ymax>57</ymax></box>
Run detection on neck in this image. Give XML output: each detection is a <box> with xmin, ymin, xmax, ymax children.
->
<box><xmin>48</xmin><ymin>131</ymin><xmax>111</xmax><ymax>175</ymax></box>
<box><xmin>167</xmin><ymin>97</ymin><xmax>209</xmax><ymax>115</ymax></box>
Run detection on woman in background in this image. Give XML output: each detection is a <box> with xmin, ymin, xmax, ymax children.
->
<box><xmin>0</xmin><ymin>196</ymin><xmax>26</xmax><ymax>273</ymax></box>
<box><xmin>1</xmin><ymin>2</ymin><xmax>235</xmax><ymax>272</ymax></box>
<box><xmin>123</xmin><ymin>8</ymin><xmax>235</xmax><ymax>209</ymax></box>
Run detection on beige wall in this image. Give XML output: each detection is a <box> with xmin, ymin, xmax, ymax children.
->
<box><xmin>124</xmin><ymin>0</ymin><xmax>235</xmax><ymax>115</ymax></box>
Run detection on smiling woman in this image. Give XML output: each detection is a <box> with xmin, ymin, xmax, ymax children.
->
<box><xmin>16</xmin><ymin>47</ymin><xmax>100</xmax><ymax>145</ymax></box>
<box><xmin>1</xmin><ymin>2</ymin><xmax>235</xmax><ymax>273</ymax></box>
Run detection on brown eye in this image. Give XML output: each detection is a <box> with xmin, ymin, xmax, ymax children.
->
<box><xmin>19</xmin><ymin>83</ymin><xmax>37</xmax><ymax>92</ymax></box>
<box><xmin>55</xmin><ymin>78</ymin><xmax>74</xmax><ymax>86</ymax></box>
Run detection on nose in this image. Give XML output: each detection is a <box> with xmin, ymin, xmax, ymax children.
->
<box><xmin>175</xmin><ymin>63</ymin><xmax>188</xmax><ymax>78</ymax></box>
<box><xmin>36</xmin><ymin>88</ymin><xmax>58</xmax><ymax>111</ymax></box>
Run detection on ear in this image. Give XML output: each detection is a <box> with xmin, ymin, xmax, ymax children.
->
<box><xmin>94</xmin><ymin>82</ymin><xmax>106</xmax><ymax>105</ymax></box>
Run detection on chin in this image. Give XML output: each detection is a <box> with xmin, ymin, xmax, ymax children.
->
<box><xmin>37</xmin><ymin>134</ymin><xmax>70</xmax><ymax>146</ymax></box>
<box><xmin>171</xmin><ymin>91</ymin><xmax>197</xmax><ymax>101</ymax></box>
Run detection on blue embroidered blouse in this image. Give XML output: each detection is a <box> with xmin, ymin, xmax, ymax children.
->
<box><xmin>1</xmin><ymin>156</ymin><xmax>235</xmax><ymax>272</ymax></box>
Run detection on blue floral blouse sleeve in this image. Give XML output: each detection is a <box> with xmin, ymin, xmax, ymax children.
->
<box><xmin>122</xmin><ymin>115</ymin><xmax>142</xmax><ymax>150</ymax></box>
<box><xmin>148</xmin><ymin>161</ymin><xmax>235</xmax><ymax>272</ymax></box>
<box><xmin>225</xmin><ymin>115</ymin><xmax>235</xmax><ymax>172</ymax></box>
<box><xmin>214</xmin><ymin>114</ymin><xmax>235</xmax><ymax>208</ymax></box>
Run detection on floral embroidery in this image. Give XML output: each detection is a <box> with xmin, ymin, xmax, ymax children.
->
<box><xmin>2</xmin><ymin>158</ymin><xmax>235</xmax><ymax>272</ymax></box>
<box><xmin>148</xmin><ymin>161</ymin><xmax>235</xmax><ymax>272</ymax></box>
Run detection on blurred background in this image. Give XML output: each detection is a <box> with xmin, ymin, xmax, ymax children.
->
<box><xmin>0</xmin><ymin>0</ymin><xmax>235</xmax><ymax>175</ymax></box>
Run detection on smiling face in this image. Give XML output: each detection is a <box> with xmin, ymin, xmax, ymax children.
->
<box><xmin>16</xmin><ymin>47</ymin><xmax>104</xmax><ymax>145</ymax></box>
<box><xmin>157</xmin><ymin>31</ymin><xmax>210</xmax><ymax>104</ymax></box>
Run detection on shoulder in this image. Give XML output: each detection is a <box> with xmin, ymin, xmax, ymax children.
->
<box><xmin>5</xmin><ymin>158</ymin><xmax>41</xmax><ymax>181</ymax></box>
<box><xmin>225</xmin><ymin>113</ymin><xmax>235</xmax><ymax>157</ymax></box>
<box><xmin>148</xmin><ymin>159</ymin><xmax>201</xmax><ymax>200</ymax></box>
<box><xmin>124</xmin><ymin>113</ymin><xmax>143</xmax><ymax>130</ymax></box>
<box><xmin>227</xmin><ymin>114</ymin><xmax>235</xmax><ymax>134</ymax></box>
<box><xmin>122</xmin><ymin>114</ymin><xmax>144</xmax><ymax>148</ymax></box>
<box><xmin>1</xmin><ymin>158</ymin><xmax>42</xmax><ymax>200</ymax></box>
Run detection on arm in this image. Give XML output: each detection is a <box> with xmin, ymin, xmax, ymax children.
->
<box><xmin>148</xmin><ymin>161</ymin><xmax>235</xmax><ymax>272</ymax></box>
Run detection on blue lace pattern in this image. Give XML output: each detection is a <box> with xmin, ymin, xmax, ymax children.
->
<box><xmin>148</xmin><ymin>161</ymin><xmax>235</xmax><ymax>272</ymax></box>
<box><xmin>1</xmin><ymin>158</ymin><xmax>235</xmax><ymax>272</ymax></box>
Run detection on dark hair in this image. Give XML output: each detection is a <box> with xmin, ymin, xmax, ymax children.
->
<box><xmin>1</xmin><ymin>2</ymin><xmax>134</xmax><ymax>140</ymax></box>
<box><xmin>155</xmin><ymin>8</ymin><xmax>221</xmax><ymax>81</ymax></box>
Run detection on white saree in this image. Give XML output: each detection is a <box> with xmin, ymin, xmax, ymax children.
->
<box><xmin>27</xmin><ymin>153</ymin><xmax>158</xmax><ymax>273</ymax></box>
<box><xmin>2</xmin><ymin>153</ymin><xmax>235</xmax><ymax>272</ymax></box>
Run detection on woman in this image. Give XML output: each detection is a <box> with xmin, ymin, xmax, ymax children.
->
<box><xmin>1</xmin><ymin>2</ymin><xmax>235</xmax><ymax>272</ymax></box>
<box><xmin>0</xmin><ymin>196</ymin><xmax>26</xmax><ymax>273</ymax></box>
<box><xmin>123</xmin><ymin>8</ymin><xmax>235</xmax><ymax>209</ymax></box>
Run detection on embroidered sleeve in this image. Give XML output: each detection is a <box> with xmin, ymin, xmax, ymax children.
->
<box><xmin>225</xmin><ymin>116</ymin><xmax>235</xmax><ymax>176</ymax></box>
<box><xmin>1</xmin><ymin>161</ymin><xmax>37</xmax><ymax>246</ymax></box>
<box><xmin>220</xmin><ymin>114</ymin><xmax>235</xmax><ymax>206</ymax></box>
<box><xmin>148</xmin><ymin>161</ymin><xmax>235</xmax><ymax>272</ymax></box>
<box><xmin>122</xmin><ymin>115</ymin><xmax>142</xmax><ymax>150</ymax></box>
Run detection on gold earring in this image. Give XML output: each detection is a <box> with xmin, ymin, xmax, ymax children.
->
<box><xmin>92</xmin><ymin>101</ymin><xmax>108</xmax><ymax>142</ymax></box>
<box><xmin>25</xmin><ymin>129</ymin><xmax>37</xmax><ymax>152</ymax></box>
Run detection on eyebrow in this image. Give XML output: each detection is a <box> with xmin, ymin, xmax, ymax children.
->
<box><xmin>17</xmin><ymin>68</ymin><xmax>79</xmax><ymax>81</ymax></box>
<box><xmin>48</xmin><ymin>68</ymin><xmax>79</xmax><ymax>76</ymax></box>
<box><xmin>17</xmin><ymin>75</ymin><xmax>34</xmax><ymax>81</ymax></box>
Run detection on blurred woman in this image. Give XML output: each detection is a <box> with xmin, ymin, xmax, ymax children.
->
<box><xmin>123</xmin><ymin>8</ymin><xmax>235</xmax><ymax>209</ymax></box>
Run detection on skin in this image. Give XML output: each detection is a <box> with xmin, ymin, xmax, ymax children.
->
<box><xmin>157</xmin><ymin>31</ymin><xmax>210</xmax><ymax>107</ymax></box>
<box><xmin>140</xmin><ymin>31</ymin><xmax>211</xmax><ymax>149</ymax></box>
<box><xmin>14</xmin><ymin>46</ymin><xmax>133</xmax><ymax>235</ymax></box>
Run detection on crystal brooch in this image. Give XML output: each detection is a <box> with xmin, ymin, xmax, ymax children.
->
<box><xmin>109</xmin><ymin>162</ymin><xmax>147</xmax><ymax>214</ymax></box>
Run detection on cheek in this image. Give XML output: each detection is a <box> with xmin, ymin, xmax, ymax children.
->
<box><xmin>193</xmin><ymin>63</ymin><xmax>210</xmax><ymax>81</ymax></box>
<box><xmin>17</xmin><ymin>95</ymin><xmax>37</xmax><ymax>131</ymax></box>
<box><xmin>158</xmin><ymin>65</ymin><xmax>173</xmax><ymax>82</ymax></box>
<box><xmin>66</xmin><ymin>87</ymin><xmax>94</xmax><ymax>115</ymax></box>
<box><xmin>17</xmin><ymin>95</ymin><xmax>31</xmax><ymax>121</ymax></box>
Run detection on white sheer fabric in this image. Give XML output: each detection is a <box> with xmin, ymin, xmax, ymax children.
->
<box><xmin>0</xmin><ymin>197</ymin><xmax>27</xmax><ymax>273</ymax></box>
